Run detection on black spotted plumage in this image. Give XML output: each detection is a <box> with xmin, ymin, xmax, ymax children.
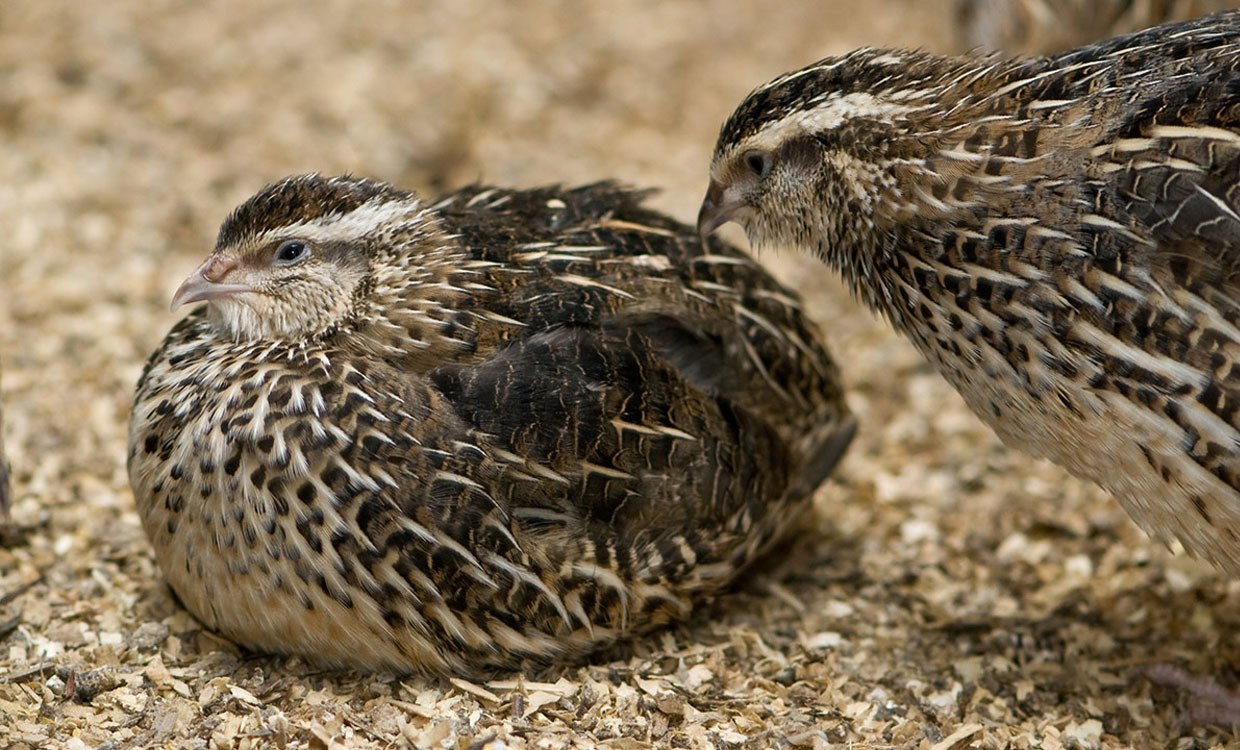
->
<box><xmin>128</xmin><ymin>175</ymin><xmax>854</xmax><ymax>676</ymax></box>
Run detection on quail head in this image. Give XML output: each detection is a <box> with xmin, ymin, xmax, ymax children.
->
<box><xmin>129</xmin><ymin>174</ymin><xmax>855</xmax><ymax>676</ymax></box>
<box><xmin>699</xmin><ymin>12</ymin><xmax>1240</xmax><ymax>572</ymax></box>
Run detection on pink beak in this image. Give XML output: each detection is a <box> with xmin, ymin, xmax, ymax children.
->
<box><xmin>697</xmin><ymin>179</ymin><xmax>744</xmax><ymax>241</ymax></box>
<box><xmin>170</xmin><ymin>255</ymin><xmax>252</xmax><ymax>311</ymax></box>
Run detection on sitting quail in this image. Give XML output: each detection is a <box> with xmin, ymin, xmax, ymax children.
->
<box><xmin>700</xmin><ymin>11</ymin><xmax>1240</xmax><ymax>574</ymax></box>
<box><xmin>129</xmin><ymin>175</ymin><xmax>855</xmax><ymax>676</ymax></box>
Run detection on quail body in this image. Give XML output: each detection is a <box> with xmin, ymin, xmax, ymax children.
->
<box><xmin>700</xmin><ymin>12</ymin><xmax>1240</xmax><ymax>571</ymax></box>
<box><xmin>129</xmin><ymin>175</ymin><xmax>855</xmax><ymax>676</ymax></box>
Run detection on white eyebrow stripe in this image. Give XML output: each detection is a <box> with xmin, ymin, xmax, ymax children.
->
<box><xmin>736</xmin><ymin>92</ymin><xmax>925</xmax><ymax>155</ymax></box>
<box><xmin>249</xmin><ymin>198</ymin><xmax>429</xmax><ymax>247</ymax></box>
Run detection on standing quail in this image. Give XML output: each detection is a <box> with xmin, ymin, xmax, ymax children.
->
<box><xmin>700</xmin><ymin>10</ymin><xmax>1240</xmax><ymax>574</ymax></box>
<box><xmin>128</xmin><ymin>174</ymin><xmax>855</xmax><ymax>676</ymax></box>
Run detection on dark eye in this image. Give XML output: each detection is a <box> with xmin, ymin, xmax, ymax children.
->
<box><xmin>743</xmin><ymin>149</ymin><xmax>773</xmax><ymax>178</ymax></box>
<box><xmin>274</xmin><ymin>240</ymin><xmax>309</xmax><ymax>265</ymax></box>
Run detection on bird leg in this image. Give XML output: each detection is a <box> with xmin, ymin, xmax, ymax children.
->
<box><xmin>1147</xmin><ymin>663</ymin><xmax>1240</xmax><ymax>733</ymax></box>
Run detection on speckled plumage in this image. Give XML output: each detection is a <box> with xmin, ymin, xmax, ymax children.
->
<box><xmin>128</xmin><ymin>175</ymin><xmax>855</xmax><ymax>676</ymax></box>
<box><xmin>700</xmin><ymin>12</ymin><xmax>1240</xmax><ymax>572</ymax></box>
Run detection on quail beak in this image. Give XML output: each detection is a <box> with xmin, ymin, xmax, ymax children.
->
<box><xmin>170</xmin><ymin>255</ymin><xmax>252</xmax><ymax>311</ymax></box>
<box><xmin>696</xmin><ymin>179</ymin><xmax>744</xmax><ymax>241</ymax></box>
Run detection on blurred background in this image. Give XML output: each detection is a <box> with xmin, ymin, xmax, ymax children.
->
<box><xmin>0</xmin><ymin>0</ymin><xmax>957</xmax><ymax>495</ymax></box>
<box><xmin>0</xmin><ymin>1</ymin><xmax>1237</xmax><ymax>747</ymax></box>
